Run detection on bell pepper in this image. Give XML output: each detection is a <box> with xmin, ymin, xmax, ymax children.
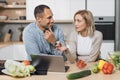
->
<box><xmin>91</xmin><ymin>63</ymin><xmax>99</xmax><ymax>73</ymax></box>
<box><xmin>98</xmin><ymin>60</ymin><xmax>106</xmax><ymax>70</ymax></box>
<box><xmin>102</xmin><ymin>62</ymin><xmax>114</xmax><ymax>74</ymax></box>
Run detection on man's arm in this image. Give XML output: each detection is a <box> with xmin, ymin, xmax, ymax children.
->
<box><xmin>23</xmin><ymin>27</ymin><xmax>41</xmax><ymax>60</ymax></box>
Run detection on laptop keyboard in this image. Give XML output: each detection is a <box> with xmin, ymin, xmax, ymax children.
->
<box><xmin>0</xmin><ymin>65</ymin><xmax>4</xmax><ymax>75</ymax></box>
<box><xmin>32</xmin><ymin>70</ymin><xmax>47</xmax><ymax>75</ymax></box>
<box><xmin>31</xmin><ymin>66</ymin><xmax>48</xmax><ymax>75</ymax></box>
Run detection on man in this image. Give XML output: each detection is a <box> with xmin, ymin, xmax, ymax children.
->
<box><xmin>23</xmin><ymin>5</ymin><xmax>66</xmax><ymax>60</ymax></box>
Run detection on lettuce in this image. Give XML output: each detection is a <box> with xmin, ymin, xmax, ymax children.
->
<box><xmin>4</xmin><ymin>60</ymin><xmax>35</xmax><ymax>77</ymax></box>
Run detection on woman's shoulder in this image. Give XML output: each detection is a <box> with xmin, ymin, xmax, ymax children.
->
<box><xmin>94</xmin><ymin>30</ymin><xmax>102</xmax><ymax>36</ymax></box>
<box><xmin>94</xmin><ymin>30</ymin><xmax>103</xmax><ymax>38</ymax></box>
<box><xmin>70</xmin><ymin>30</ymin><xmax>77</xmax><ymax>35</ymax></box>
<box><xmin>68</xmin><ymin>30</ymin><xmax>77</xmax><ymax>41</ymax></box>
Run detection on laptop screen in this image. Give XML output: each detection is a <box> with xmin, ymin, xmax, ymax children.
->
<box><xmin>30</xmin><ymin>54</ymin><xmax>66</xmax><ymax>75</ymax></box>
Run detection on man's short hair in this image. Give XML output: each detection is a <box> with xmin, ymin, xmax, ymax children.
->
<box><xmin>34</xmin><ymin>4</ymin><xmax>50</xmax><ymax>18</ymax></box>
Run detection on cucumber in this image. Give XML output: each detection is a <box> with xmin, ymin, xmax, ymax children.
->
<box><xmin>66</xmin><ymin>70</ymin><xmax>91</xmax><ymax>79</ymax></box>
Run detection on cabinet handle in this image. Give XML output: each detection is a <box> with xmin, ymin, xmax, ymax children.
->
<box><xmin>94</xmin><ymin>23</ymin><xmax>113</xmax><ymax>25</ymax></box>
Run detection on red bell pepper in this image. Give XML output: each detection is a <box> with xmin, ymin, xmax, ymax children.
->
<box><xmin>102</xmin><ymin>62</ymin><xmax>114</xmax><ymax>74</ymax></box>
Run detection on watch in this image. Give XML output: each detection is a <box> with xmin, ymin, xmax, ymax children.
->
<box><xmin>53</xmin><ymin>41</ymin><xmax>60</xmax><ymax>47</ymax></box>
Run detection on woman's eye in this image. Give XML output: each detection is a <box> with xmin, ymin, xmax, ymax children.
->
<box><xmin>77</xmin><ymin>20</ymin><xmax>81</xmax><ymax>22</ymax></box>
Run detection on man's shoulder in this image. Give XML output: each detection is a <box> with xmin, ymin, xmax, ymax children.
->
<box><xmin>27</xmin><ymin>22</ymin><xmax>36</xmax><ymax>28</ymax></box>
<box><xmin>24</xmin><ymin>22</ymin><xmax>36</xmax><ymax>31</ymax></box>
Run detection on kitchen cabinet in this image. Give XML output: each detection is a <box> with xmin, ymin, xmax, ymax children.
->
<box><xmin>87</xmin><ymin>0</ymin><xmax>115</xmax><ymax>16</ymax></box>
<box><xmin>69</xmin><ymin>0</ymin><xmax>85</xmax><ymax>20</ymax></box>
<box><xmin>100</xmin><ymin>41</ymin><xmax>114</xmax><ymax>60</ymax></box>
<box><xmin>26</xmin><ymin>0</ymin><xmax>55</xmax><ymax>20</ymax></box>
<box><xmin>26</xmin><ymin>0</ymin><xmax>85</xmax><ymax>20</ymax></box>
<box><xmin>0</xmin><ymin>44</ymin><xmax>28</xmax><ymax>60</ymax></box>
<box><xmin>26</xmin><ymin>0</ymin><xmax>115</xmax><ymax>20</ymax></box>
<box><xmin>0</xmin><ymin>0</ymin><xmax>26</xmax><ymax>23</ymax></box>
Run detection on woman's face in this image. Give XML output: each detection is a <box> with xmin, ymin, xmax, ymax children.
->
<box><xmin>74</xmin><ymin>14</ymin><xmax>87</xmax><ymax>32</ymax></box>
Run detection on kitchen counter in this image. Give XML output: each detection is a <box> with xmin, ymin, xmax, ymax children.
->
<box><xmin>0</xmin><ymin>42</ymin><xmax>27</xmax><ymax>60</ymax></box>
<box><xmin>0</xmin><ymin>42</ymin><xmax>23</xmax><ymax>48</ymax></box>
<box><xmin>0</xmin><ymin>62</ymin><xmax>120</xmax><ymax>80</ymax></box>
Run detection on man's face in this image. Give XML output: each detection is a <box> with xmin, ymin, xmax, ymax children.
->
<box><xmin>38</xmin><ymin>8</ymin><xmax>54</xmax><ymax>29</ymax></box>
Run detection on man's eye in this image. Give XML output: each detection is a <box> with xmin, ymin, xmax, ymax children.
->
<box><xmin>48</xmin><ymin>16</ymin><xmax>52</xmax><ymax>19</ymax></box>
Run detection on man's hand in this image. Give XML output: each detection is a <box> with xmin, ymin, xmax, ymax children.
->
<box><xmin>56</xmin><ymin>43</ymin><xmax>68</xmax><ymax>52</ymax></box>
<box><xmin>44</xmin><ymin>28</ymin><xmax>56</xmax><ymax>44</ymax></box>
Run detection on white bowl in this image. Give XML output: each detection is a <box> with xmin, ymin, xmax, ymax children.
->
<box><xmin>0</xmin><ymin>15</ymin><xmax>7</xmax><ymax>20</ymax></box>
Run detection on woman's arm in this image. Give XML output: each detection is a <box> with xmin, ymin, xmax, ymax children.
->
<box><xmin>84</xmin><ymin>31</ymin><xmax>103</xmax><ymax>62</ymax></box>
<box><xmin>67</xmin><ymin>31</ymin><xmax>78</xmax><ymax>60</ymax></box>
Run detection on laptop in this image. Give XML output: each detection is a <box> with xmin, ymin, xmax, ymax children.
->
<box><xmin>30</xmin><ymin>54</ymin><xmax>68</xmax><ymax>75</ymax></box>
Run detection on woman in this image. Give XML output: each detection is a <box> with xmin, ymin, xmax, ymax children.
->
<box><xmin>57</xmin><ymin>10</ymin><xmax>103</xmax><ymax>62</ymax></box>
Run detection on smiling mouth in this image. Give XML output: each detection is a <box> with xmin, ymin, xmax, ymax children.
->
<box><xmin>76</xmin><ymin>27</ymin><xmax>79</xmax><ymax>29</ymax></box>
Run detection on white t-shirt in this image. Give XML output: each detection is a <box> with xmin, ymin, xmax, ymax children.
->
<box><xmin>77</xmin><ymin>34</ymin><xmax>92</xmax><ymax>56</ymax></box>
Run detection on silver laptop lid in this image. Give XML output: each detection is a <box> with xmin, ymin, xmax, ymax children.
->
<box><xmin>30</xmin><ymin>54</ymin><xmax>66</xmax><ymax>72</ymax></box>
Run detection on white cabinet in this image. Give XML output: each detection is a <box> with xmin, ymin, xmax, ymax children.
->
<box><xmin>26</xmin><ymin>0</ymin><xmax>56</xmax><ymax>20</ymax></box>
<box><xmin>87</xmin><ymin>0</ymin><xmax>115</xmax><ymax>16</ymax></box>
<box><xmin>26</xmin><ymin>0</ymin><xmax>115</xmax><ymax>20</ymax></box>
<box><xmin>0</xmin><ymin>45</ymin><xmax>13</xmax><ymax>60</ymax></box>
<box><xmin>100</xmin><ymin>41</ymin><xmax>114</xmax><ymax>60</ymax></box>
<box><xmin>0</xmin><ymin>44</ymin><xmax>28</xmax><ymax>60</ymax></box>
<box><xmin>69</xmin><ymin>0</ymin><xmax>85</xmax><ymax>20</ymax></box>
<box><xmin>26</xmin><ymin>0</ymin><xmax>85</xmax><ymax>20</ymax></box>
<box><xmin>26</xmin><ymin>0</ymin><xmax>72</xmax><ymax>20</ymax></box>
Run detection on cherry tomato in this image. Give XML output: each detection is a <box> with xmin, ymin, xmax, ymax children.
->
<box><xmin>23</xmin><ymin>60</ymin><xmax>30</xmax><ymax>66</ymax></box>
<box><xmin>76</xmin><ymin>60</ymin><xmax>86</xmax><ymax>69</ymax></box>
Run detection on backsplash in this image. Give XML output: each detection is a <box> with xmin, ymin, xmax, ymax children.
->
<box><xmin>0</xmin><ymin>23</ymin><xmax>74</xmax><ymax>42</ymax></box>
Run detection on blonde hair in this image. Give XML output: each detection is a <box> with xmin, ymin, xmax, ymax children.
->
<box><xmin>74</xmin><ymin>10</ymin><xmax>95</xmax><ymax>37</ymax></box>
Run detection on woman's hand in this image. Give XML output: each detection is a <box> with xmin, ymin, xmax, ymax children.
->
<box><xmin>56</xmin><ymin>43</ymin><xmax>68</xmax><ymax>52</ymax></box>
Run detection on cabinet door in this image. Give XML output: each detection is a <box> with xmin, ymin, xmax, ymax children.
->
<box><xmin>100</xmin><ymin>41</ymin><xmax>114</xmax><ymax>60</ymax></box>
<box><xmin>26</xmin><ymin>0</ymin><xmax>55</xmax><ymax>20</ymax></box>
<box><xmin>69</xmin><ymin>0</ymin><xmax>85</xmax><ymax>20</ymax></box>
<box><xmin>26</xmin><ymin>0</ymin><xmax>69</xmax><ymax>20</ymax></box>
<box><xmin>26</xmin><ymin>0</ymin><xmax>85</xmax><ymax>20</ymax></box>
<box><xmin>53</xmin><ymin>0</ymin><xmax>70</xmax><ymax>20</ymax></box>
<box><xmin>87</xmin><ymin>0</ymin><xmax>115</xmax><ymax>16</ymax></box>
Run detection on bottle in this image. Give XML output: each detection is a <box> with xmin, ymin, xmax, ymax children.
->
<box><xmin>4</xmin><ymin>29</ymin><xmax>12</xmax><ymax>42</ymax></box>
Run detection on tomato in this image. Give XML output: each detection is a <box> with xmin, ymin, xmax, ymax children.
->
<box><xmin>102</xmin><ymin>62</ymin><xmax>114</xmax><ymax>74</ymax></box>
<box><xmin>76</xmin><ymin>60</ymin><xmax>86</xmax><ymax>69</ymax></box>
<box><xmin>23</xmin><ymin>60</ymin><xmax>30</xmax><ymax>66</ymax></box>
